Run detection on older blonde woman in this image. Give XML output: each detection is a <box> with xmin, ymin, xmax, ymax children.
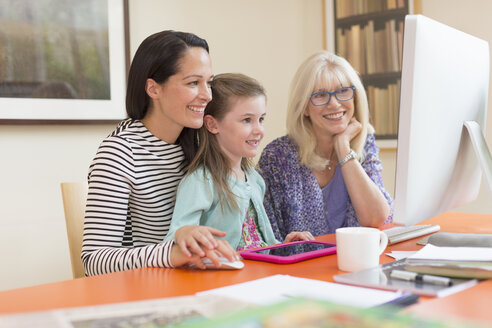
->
<box><xmin>258</xmin><ymin>51</ymin><xmax>392</xmax><ymax>241</ymax></box>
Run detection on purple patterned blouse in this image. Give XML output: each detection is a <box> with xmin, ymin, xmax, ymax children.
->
<box><xmin>257</xmin><ymin>134</ymin><xmax>393</xmax><ymax>240</ymax></box>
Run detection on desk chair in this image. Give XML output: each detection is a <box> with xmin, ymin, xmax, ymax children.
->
<box><xmin>60</xmin><ymin>182</ymin><xmax>87</xmax><ymax>279</ymax></box>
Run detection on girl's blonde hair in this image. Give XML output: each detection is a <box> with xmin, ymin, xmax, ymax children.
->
<box><xmin>188</xmin><ymin>73</ymin><xmax>266</xmax><ymax>210</ymax></box>
<box><xmin>286</xmin><ymin>51</ymin><xmax>374</xmax><ymax>170</ymax></box>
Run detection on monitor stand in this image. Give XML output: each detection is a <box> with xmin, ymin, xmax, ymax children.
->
<box><xmin>464</xmin><ymin>121</ymin><xmax>492</xmax><ymax>196</ymax></box>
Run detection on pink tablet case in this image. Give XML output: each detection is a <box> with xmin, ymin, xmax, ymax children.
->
<box><xmin>240</xmin><ymin>240</ymin><xmax>337</xmax><ymax>264</ymax></box>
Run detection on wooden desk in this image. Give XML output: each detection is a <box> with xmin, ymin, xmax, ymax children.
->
<box><xmin>0</xmin><ymin>212</ymin><xmax>491</xmax><ymax>324</ymax></box>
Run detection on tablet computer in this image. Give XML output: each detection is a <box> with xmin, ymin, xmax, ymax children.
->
<box><xmin>239</xmin><ymin>240</ymin><xmax>336</xmax><ymax>264</ymax></box>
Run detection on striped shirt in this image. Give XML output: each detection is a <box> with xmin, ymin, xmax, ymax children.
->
<box><xmin>82</xmin><ymin>119</ymin><xmax>186</xmax><ymax>276</ymax></box>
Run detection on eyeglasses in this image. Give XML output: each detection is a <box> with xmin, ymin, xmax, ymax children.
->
<box><xmin>309</xmin><ymin>86</ymin><xmax>355</xmax><ymax>106</ymax></box>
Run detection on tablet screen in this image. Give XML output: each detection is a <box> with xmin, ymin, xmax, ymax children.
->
<box><xmin>251</xmin><ymin>242</ymin><xmax>335</xmax><ymax>256</ymax></box>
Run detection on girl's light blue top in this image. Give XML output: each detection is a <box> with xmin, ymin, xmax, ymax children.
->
<box><xmin>164</xmin><ymin>166</ymin><xmax>279</xmax><ymax>249</ymax></box>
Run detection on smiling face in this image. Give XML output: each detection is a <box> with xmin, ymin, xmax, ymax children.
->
<box><xmin>205</xmin><ymin>95</ymin><xmax>266</xmax><ymax>168</ymax></box>
<box><xmin>143</xmin><ymin>47</ymin><xmax>213</xmax><ymax>143</ymax></box>
<box><xmin>304</xmin><ymin>76</ymin><xmax>355</xmax><ymax>139</ymax></box>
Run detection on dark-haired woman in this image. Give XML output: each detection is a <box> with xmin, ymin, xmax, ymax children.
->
<box><xmin>82</xmin><ymin>31</ymin><xmax>237</xmax><ymax>276</ymax></box>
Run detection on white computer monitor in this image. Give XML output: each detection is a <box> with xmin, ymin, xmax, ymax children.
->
<box><xmin>393</xmin><ymin>15</ymin><xmax>491</xmax><ymax>226</ymax></box>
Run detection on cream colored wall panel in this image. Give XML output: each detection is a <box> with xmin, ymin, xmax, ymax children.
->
<box><xmin>0</xmin><ymin>125</ymin><xmax>113</xmax><ymax>290</ymax></box>
<box><xmin>129</xmin><ymin>0</ymin><xmax>324</xmax><ymax>152</ymax></box>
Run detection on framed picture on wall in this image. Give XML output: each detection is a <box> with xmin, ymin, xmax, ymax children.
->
<box><xmin>0</xmin><ymin>0</ymin><xmax>129</xmax><ymax>123</ymax></box>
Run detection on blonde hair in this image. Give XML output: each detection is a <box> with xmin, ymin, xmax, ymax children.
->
<box><xmin>188</xmin><ymin>73</ymin><xmax>266</xmax><ymax>211</ymax></box>
<box><xmin>286</xmin><ymin>51</ymin><xmax>374</xmax><ymax>170</ymax></box>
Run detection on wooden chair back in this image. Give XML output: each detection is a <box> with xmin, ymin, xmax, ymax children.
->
<box><xmin>60</xmin><ymin>182</ymin><xmax>87</xmax><ymax>278</ymax></box>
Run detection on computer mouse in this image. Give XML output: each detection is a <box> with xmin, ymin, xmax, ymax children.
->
<box><xmin>191</xmin><ymin>257</ymin><xmax>244</xmax><ymax>270</ymax></box>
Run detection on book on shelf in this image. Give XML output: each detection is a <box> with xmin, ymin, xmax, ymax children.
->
<box><xmin>364</xmin><ymin>20</ymin><xmax>376</xmax><ymax>74</ymax></box>
<box><xmin>367</xmin><ymin>81</ymin><xmax>400</xmax><ymax>136</ymax></box>
<box><xmin>388</xmin><ymin>19</ymin><xmax>400</xmax><ymax>71</ymax></box>
<box><xmin>350</xmin><ymin>24</ymin><xmax>362</xmax><ymax>72</ymax></box>
<box><xmin>336</xmin><ymin>0</ymin><xmax>406</xmax><ymax>18</ymax></box>
<box><xmin>405</xmin><ymin>244</ymin><xmax>492</xmax><ymax>279</ymax></box>
<box><xmin>374</xmin><ymin>28</ymin><xmax>387</xmax><ymax>73</ymax></box>
<box><xmin>387</xmin><ymin>0</ymin><xmax>397</xmax><ymax>10</ymax></box>
<box><xmin>388</xmin><ymin>83</ymin><xmax>395</xmax><ymax>134</ymax></box>
<box><xmin>336</xmin><ymin>20</ymin><xmax>402</xmax><ymax>75</ymax></box>
<box><xmin>334</xmin><ymin>0</ymin><xmax>408</xmax><ymax>139</ymax></box>
<box><xmin>397</xmin><ymin>20</ymin><xmax>404</xmax><ymax>69</ymax></box>
<box><xmin>336</xmin><ymin>28</ymin><xmax>346</xmax><ymax>60</ymax></box>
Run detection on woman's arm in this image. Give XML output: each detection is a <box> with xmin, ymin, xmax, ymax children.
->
<box><xmin>335</xmin><ymin>120</ymin><xmax>391</xmax><ymax>227</ymax></box>
<box><xmin>360</xmin><ymin>135</ymin><xmax>394</xmax><ymax>224</ymax></box>
<box><xmin>82</xmin><ymin>137</ymin><xmax>177</xmax><ymax>276</ymax></box>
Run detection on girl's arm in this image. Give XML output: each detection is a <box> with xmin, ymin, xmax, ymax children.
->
<box><xmin>174</xmin><ymin>225</ymin><xmax>238</xmax><ymax>265</ymax></box>
<box><xmin>170</xmin><ymin>237</ymin><xmax>238</xmax><ymax>269</ymax></box>
<box><xmin>165</xmin><ymin>171</ymin><xmax>238</xmax><ymax>266</ymax></box>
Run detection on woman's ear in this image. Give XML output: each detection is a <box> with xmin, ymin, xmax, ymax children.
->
<box><xmin>204</xmin><ymin>115</ymin><xmax>219</xmax><ymax>134</ymax></box>
<box><xmin>145</xmin><ymin>78</ymin><xmax>160</xmax><ymax>99</ymax></box>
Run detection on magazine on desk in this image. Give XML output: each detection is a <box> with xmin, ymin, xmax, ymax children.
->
<box><xmin>334</xmin><ymin>259</ymin><xmax>478</xmax><ymax>297</ymax></box>
<box><xmin>178</xmin><ymin>298</ymin><xmax>482</xmax><ymax>328</ymax></box>
<box><xmin>0</xmin><ymin>294</ymin><xmax>250</xmax><ymax>328</ymax></box>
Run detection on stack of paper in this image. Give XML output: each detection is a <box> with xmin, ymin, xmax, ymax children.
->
<box><xmin>405</xmin><ymin>244</ymin><xmax>492</xmax><ymax>279</ymax></box>
<box><xmin>197</xmin><ymin>274</ymin><xmax>403</xmax><ymax>308</ymax></box>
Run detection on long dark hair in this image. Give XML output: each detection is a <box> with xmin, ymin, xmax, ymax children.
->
<box><xmin>188</xmin><ymin>73</ymin><xmax>266</xmax><ymax>211</ymax></box>
<box><xmin>126</xmin><ymin>30</ymin><xmax>209</xmax><ymax>162</ymax></box>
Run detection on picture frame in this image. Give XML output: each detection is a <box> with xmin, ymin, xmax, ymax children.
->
<box><xmin>0</xmin><ymin>0</ymin><xmax>129</xmax><ymax>124</ymax></box>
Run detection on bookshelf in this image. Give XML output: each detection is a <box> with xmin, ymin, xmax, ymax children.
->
<box><xmin>324</xmin><ymin>0</ymin><xmax>420</xmax><ymax>141</ymax></box>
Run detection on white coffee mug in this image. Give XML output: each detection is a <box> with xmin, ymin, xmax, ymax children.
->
<box><xmin>336</xmin><ymin>227</ymin><xmax>388</xmax><ymax>272</ymax></box>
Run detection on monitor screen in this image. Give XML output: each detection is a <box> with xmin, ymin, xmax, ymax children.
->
<box><xmin>394</xmin><ymin>15</ymin><xmax>490</xmax><ymax>226</ymax></box>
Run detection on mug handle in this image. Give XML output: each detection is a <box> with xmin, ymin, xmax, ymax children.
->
<box><xmin>378</xmin><ymin>231</ymin><xmax>389</xmax><ymax>255</ymax></box>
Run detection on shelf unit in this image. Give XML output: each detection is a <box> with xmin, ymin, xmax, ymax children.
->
<box><xmin>325</xmin><ymin>0</ymin><xmax>419</xmax><ymax>141</ymax></box>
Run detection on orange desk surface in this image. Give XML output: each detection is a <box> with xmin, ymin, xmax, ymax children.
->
<box><xmin>0</xmin><ymin>212</ymin><xmax>491</xmax><ymax>324</ymax></box>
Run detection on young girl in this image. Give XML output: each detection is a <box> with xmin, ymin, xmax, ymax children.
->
<box><xmin>165</xmin><ymin>73</ymin><xmax>313</xmax><ymax>251</ymax></box>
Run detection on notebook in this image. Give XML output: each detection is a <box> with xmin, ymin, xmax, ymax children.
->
<box><xmin>333</xmin><ymin>259</ymin><xmax>478</xmax><ymax>297</ymax></box>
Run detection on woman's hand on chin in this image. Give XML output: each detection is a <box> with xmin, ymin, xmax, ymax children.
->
<box><xmin>334</xmin><ymin>118</ymin><xmax>362</xmax><ymax>157</ymax></box>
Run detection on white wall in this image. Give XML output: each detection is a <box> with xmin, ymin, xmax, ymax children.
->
<box><xmin>128</xmin><ymin>0</ymin><xmax>323</xmax><ymax>148</ymax></box>
<box><xmin>0</xmin><ymin>0</ymin><xmax>323</xmax><ymax>291</ymax></box>
<box><xmin>0</xmin><ymin>125</ymin><xmax>113</xmax><ymax>290</ymax></box>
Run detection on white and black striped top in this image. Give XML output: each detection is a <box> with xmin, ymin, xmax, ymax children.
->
<box><xmin>82</xmin><ymin>119</ymin><xmax>186</xmax><ymax>276</ymax></box>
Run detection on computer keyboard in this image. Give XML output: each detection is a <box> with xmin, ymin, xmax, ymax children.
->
<box><xmin>383</xmin><ymin>224</ymin><xmax>440</xmax><ymax>245</ymax></box>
